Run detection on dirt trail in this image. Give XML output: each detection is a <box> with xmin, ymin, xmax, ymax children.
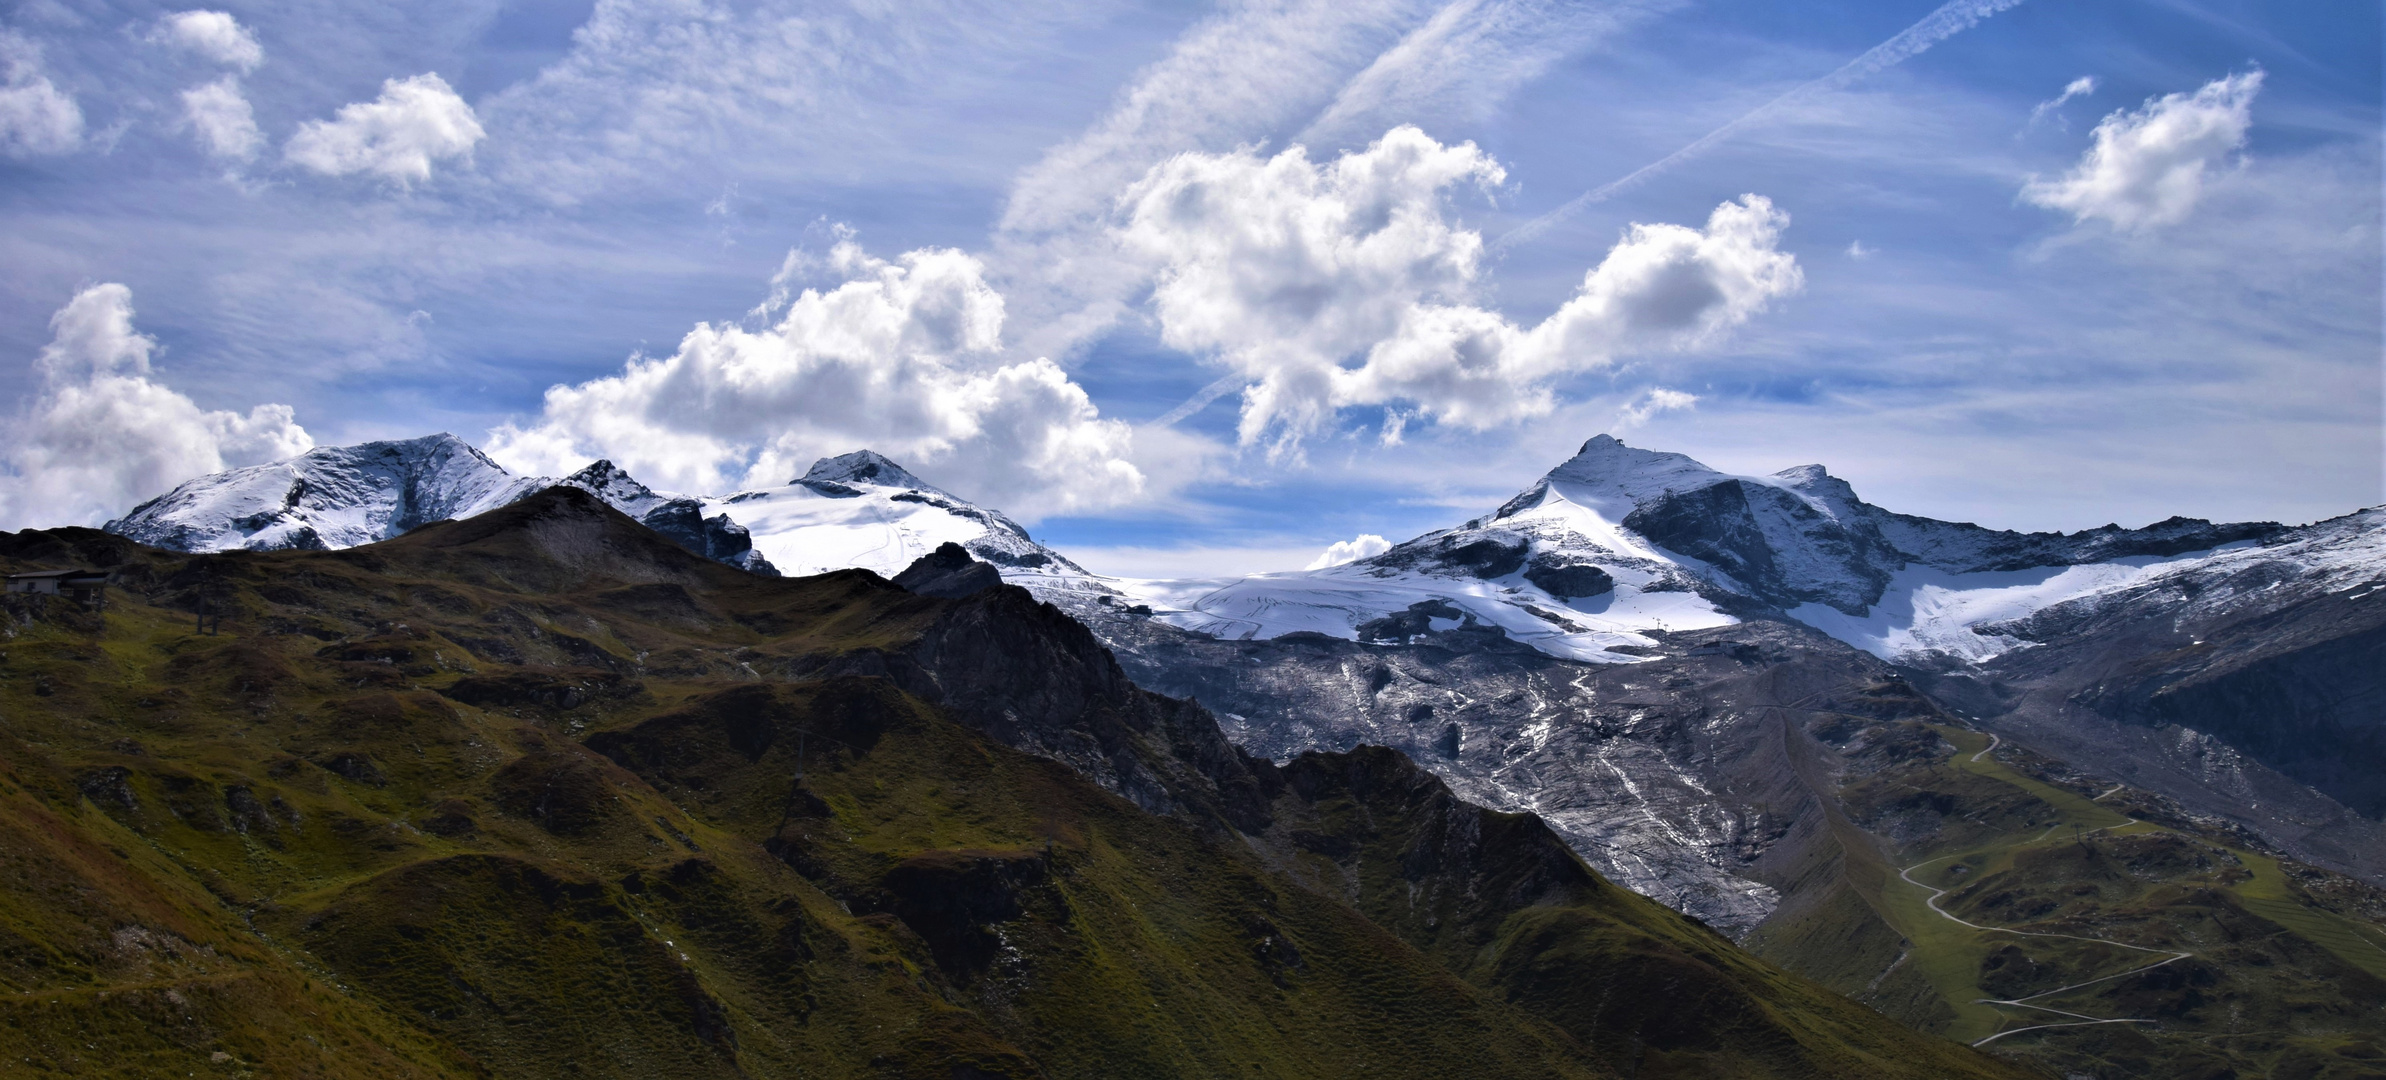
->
<box><xmin>1896</xmin><ymin>821</ymin><xmax>2194</xmax><ymax>1047</ymax></box>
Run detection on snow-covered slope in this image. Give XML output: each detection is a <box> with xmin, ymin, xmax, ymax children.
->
<box><xmin>1108</xmin><ymin>434</ymin><xmax>2307</xmax><ymax>664</ymax></box>
<box><xmin>103</xmin><ymin>431</ymin><xmax>2356</xmax><ymax>673</ymax></box>
<box><xmin>98</xmin><ymin>436</ymin><xmax>1088</xmax><ymax>591</ymax></box>
<box><xmin>106</xmin><ymin>434</ymin><xmax>546</xmax><ymax>551</ymax></box>
<box><xmin>699</xmin><ymin>450</ymin><xmax>1098</xmax><ymax>594</ymax></box>
<box><xmin>104</xmin><ymin>435</ymin><xmax>776</xmax><ymax>574</ymax></box>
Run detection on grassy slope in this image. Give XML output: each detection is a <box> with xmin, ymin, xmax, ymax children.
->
<box><xmin>1250</xmin><ymin>746</ymin><xmax>2029</xmax><ymax>1080</ymax></box>
<box><xmin>0</xmin><ymin>501</ymin><xmax>2024</xmax><ymax>1079</ymax></box>
<box><xmin>1752</xmin><ymin>696</ymin><xmax>2386</xmax><ymax>1080</ymax></box>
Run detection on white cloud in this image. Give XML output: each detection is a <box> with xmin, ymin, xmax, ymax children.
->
<box><xmin>1001</xmin><ymin>0</ymin><xmax>1430</xmax><ymax>238</ymax></box>
<box><xmin>0</xmin><ymin>33</ymin><xmax>82</xmax><ymax>158</ymax></box>
<box><xmin>182</xmin><ymin>76</ymin><xmax>261</xmax><ymax>161</ymax></box>
<box><xmin>2022</xmin><ymin>71</ymin><xmax>2262</xmax><ymax>231</ymax></box>
<box><xmin>285</xmin><ymin>73</ymin><xmax>484</xmax><ymax>184</ymax></box>
<box><xmin>992</xmin><ymin>0</ymin><xmax>1662</xmax><ymax>368</ymax></box>
<box><xmin>153</xmin><ymin>11</ymin><xmax>263</xmax><ymax>72</ymax></box>
<box><xmin>485</xmin><ymin>240</ymin><xmax>1143</xmax><ymax>519</ymax></box>
<box><xmin>2025</xmin><ymin>75</ymin><xmax>2097</xmax><ymax>130</ymax></box>
<box><xmin>1117</xmin><ymin>126</ymin><xmax>1800</xmax><ymax>454</ymax></box>
<box><xmin>1614</xmin><ymin>386</ymin><xmax>1698</xmax><ymax>429</ymax></box>
<box><xmin>1306</xmin><ymin>533</ymin><xmax>1391</xmax><ymax>569</ymax></box>
<box><xmin>0</xmin><ymin>285</ymin><xmax>312</xmax><ymax>530</ymax></box>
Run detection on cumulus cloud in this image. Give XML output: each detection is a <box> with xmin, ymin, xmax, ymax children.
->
<box><xmin>1614</xmin><ymin>386</ymin><xmax>1698</xmax><ymax>429</ymax></box>
<box><xmin>182</xmin><ymin>76</ymin><xmax>262</xmax><ymax>161</ymax></box>
<box><xmin>1118</xmin><ymin>126</ymin><xmax>1799</xmax><ymax>454</ymax></box>
<box><xmin>1306</xmin><ymin>533</ymin><xmax>1391</xmax><ymax>569</ymax></box>
<box><xmin>285</xmin><ymin>73</ymin><xmax>483</xmax><ymax>184</ymax></box>
<box><xmin>0</xmin><ymin>285</ymin><xmax>312</xmax><ymax>530</ymax></box>
<box><xmin>2023</xmin><ymin>71</ymin><xmax>2262</xmax><ymax>230</ymax></box>
<box><xmin>152</xmin><ymin>11</ymin><xmax>263</xmax><ymax>72</ymax></box>
<box><xmin>486</xmin><ymin>241</ymin><xmax>1143</xmax><ymax>519</ymax></box>
<box><xmin>0</xmin><ymin>34</ymin><xmax>82</xmax><ymax>158</ymax></box>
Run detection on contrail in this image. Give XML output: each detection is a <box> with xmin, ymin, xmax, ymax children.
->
<box><xmin>1495</xmin><ymin>0</ymin><xmax>2030</xmax><ymax>252</ymax></box>
<box><xmin>1147</xmin><ymin>372</ymin><xmax>1248</xmax><ymax>429</ymax></box>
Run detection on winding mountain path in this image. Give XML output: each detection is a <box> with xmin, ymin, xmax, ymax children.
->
<box><xmin>1895</xmin><ymin>822</ymin><xmax>2194</xmax><ymax>1047</ymax></box>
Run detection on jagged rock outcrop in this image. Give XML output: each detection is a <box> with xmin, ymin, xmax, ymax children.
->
<box><xmin>891</xmin><ymin>542</ymin><xmax>1003</xmax><ymax>599</ymax></box>
<box><xmin>561</xmin><ymin>461</ymin><xmax>777</xmax><ymax>575</ymax></box>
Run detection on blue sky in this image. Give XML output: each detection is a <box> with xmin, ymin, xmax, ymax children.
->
<box><xmin>0</xmin><ymin>0</ymin><xmax>2376</xmax><ymax>575</ymax></box>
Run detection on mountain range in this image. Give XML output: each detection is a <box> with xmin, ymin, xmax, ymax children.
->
<box><xmin>1</xmin><ymin>486</ymin><xmax>2041</xmax><ymax>1080</ymax></box>
<box><xmin>64</xmin><ymin>430</ymin><xmax>2386</xmax><ymax>1078</ymax></box>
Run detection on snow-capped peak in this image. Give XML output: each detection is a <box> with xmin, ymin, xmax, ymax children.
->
<box><xmin>560</xmin><ymin>459</ymin><xmax>677</xmax><ymax>520</ymax></box>
<box><xmin>1540</xmin><ymin>434</ymin><xmax>1732</xmax><ymax>506</ymax></box>
<box><xmin>1107</xmin><ymin>432</ymin><xmax>2337</xmax><ymax>668</ymax></box>
<box><xmin>703</xmin><ymin>450</ymin><xmax>1093</xmax><ymax>589</ymax></box>
<box><xmin>107</xmin><ymin>433</ymin><xmax>546</xmax><ymax>552</ymax></box>
<box><xmin>104</xmin><ymin>436</ymin><xmax>777</xmax><ymax>575</ymax></box>
<box><xmin>798</xmin><ymin>450</ymin><xmax>936</xmax><ymax>493</ymax></box>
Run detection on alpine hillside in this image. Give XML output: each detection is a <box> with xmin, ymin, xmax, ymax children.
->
<box><xmin>76</xmin><ymin>432</ymin><xmax>2386</xmax><ymax>1077</ymax></box>
<box><xmin>0</xmin><ymin>488</ymin><xmax>2033</xmax><ymax>1080</ymax></box>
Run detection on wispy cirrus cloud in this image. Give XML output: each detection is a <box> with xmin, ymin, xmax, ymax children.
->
<box><xmin>1496</xmin><ymin>0</ymin><xmax>2032</xmax><ymax>251</ymax></box>
<box><xmin>1000</xmin><ymin>0</ymin><xmax>1433</xmax><ymax>238</ymax></box>
<box><xmin>1297</xmin><ymin>0</ymin><xmax>1677</xmax><ymax>148</ymax></box>
<box><xmin>2024</xmin><ymin>75</ymin><xmax>2097</xmax><ymax>130</ymax></box>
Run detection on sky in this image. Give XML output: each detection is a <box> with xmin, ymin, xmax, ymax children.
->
<box><xmin>0</xmin><ymin>0</ymin><xmax>2377</xmax><ymax>577</ymax></box>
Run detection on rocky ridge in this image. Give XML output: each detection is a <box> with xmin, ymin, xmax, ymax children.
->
<box><xmin>106</xmin><ymin>434</ymin><xmax>777</xmax><ymax>576</ymax></box>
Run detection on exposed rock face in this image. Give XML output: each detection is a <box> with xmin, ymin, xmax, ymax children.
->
<box><xmin>887</xmin><ymin>583</ymin><xmax>1278</xmax><ymax>833</ymax></box>
<box><xmin>561</xmin><ymin>461</ymin><xmax>778</xmax><ymax>576</ymax></box>
<box><xmin>891</xmin><ymin>542</ymin><xmax>1003</xmax><ymax>599</ymax></box>
<box><xmin>797</xmin><ymin>449</ymin><xmax>934</xmax><ymax>491</ymax></box>
<box><xmin>1074</xmin><ymin>605</ymin><xmax>1875</xmax><ymax>936</ymax></box>
<box><xmin>1409</xmin><ymin>434</ymin><xmax>2288</xmax><ymax>618</ymax></box>
<box><xmin>1908</xmin><ymin>508</ymin><xmax>2386</xmax><ymax>877</ymax></box>
<box><xmin>1619</xmin><ymin>476</ymin><xmax>1900</xmax><ymax>615</ymax></box>
<box><xmin>1056</xmin><ymin>435</ymin><xmax>2381</xmax><ymax>935</ymax></box>
<box><xmin>1522</xmin><ymin>557</ymin><xmax>1613</xmax><ymax>600</ymax></box>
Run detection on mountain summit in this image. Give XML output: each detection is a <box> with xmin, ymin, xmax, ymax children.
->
<box><xmin>697</xmin><ymin>449</ymin><xmax>1093</xmax><ymax>588</ymax></box>
<box><xmin>1112</xmin><ymin>434</ymin><xmax>2301</xmax><ymax>664</ymax></box>
<box><xmin>105</xmin><ymin>433</ymin><xmax>541</xmax><ymax>552</ymax></box>
<box><xmin>105</xmin><ymin>437</ymin><xmax>777</xmax><ymax>575</ymax></box>
<box><xmin>797</xmin><ymin>449</ymin><xmax>936</xmax><ymax>492</ymax></box>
